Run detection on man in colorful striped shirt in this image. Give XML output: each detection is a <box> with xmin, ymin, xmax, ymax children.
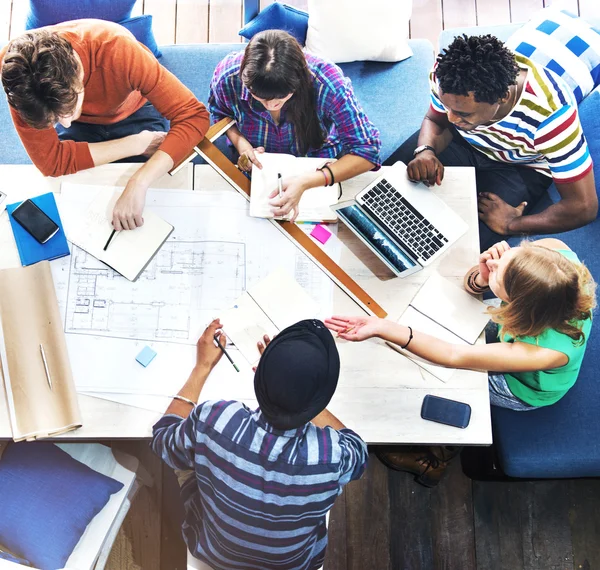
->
<box><xmin>152</xmin><ymin>318</ymin><xmax>368</xmax><ymax>570</ymax></box>
<box><xmin>386</xmin><ymin>34</ymin><xmax>597</xmax><ymax>249</ymax></box>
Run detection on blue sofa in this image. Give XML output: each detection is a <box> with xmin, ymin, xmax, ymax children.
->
<box><xmin>441</xmin><ymin>22</ymin><xmax>600</xmax><ymax>479</ymax></box>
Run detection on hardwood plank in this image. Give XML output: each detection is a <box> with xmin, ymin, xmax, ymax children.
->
<box><xmin>410</xmin><ymin>0</ymin><xmax>444</xmax><ymax>50</ymax></box>
<box><xmin>476</xmin><ymin>0</ymin><xmax>512</xmax><ymax>28</ymax></box>
<box><xmin>176</xmin><ymin>0</ymin><xmax>209</xmax><ymax>44</ymax></box>
<box><xmin>578</xmin><ymin>0</ymin><xmax>597</xmax><ymax>19</ymax></box>
<box><xmin>510</xmin><ymin>0</ymin><xmax>544</xmax><ymax>23</ymax></box>
<box><xmin>0</xmin><ymin>0</ymin><xmax>10</xmax><ymax>43</ymax></box>
<box><xmin>324</xmin><ymin>490</ymin><xmax>347</xmax><ymax>570</ymax></box>
<box><xmin>473</xmin><ymin>481</ymin><xmax>527</xmax><ymax>570</ymax></box>
<box><xmin>522</xmin><ymin>481</ymin><xmax>573</xmax><ymax>570</ymax></box>
<box><xmin>345</xmin><ymin>453</ymin><xmax>391</xmax><ymax>570</ymax></box>
<box><xmin>209</xmin><ymin>0</ymin><xmax>243</xmax><ymax>44</ymax></box>
<box><xmin>144</xmin><ymin>0</ymin><xmax>177</xmax><ymax>45</ymax></box>
<box><xmin>106</xmin><ymin>441</ymin><xmax>163</xmax><ymax>570</ymax></box>
<box><xmin>443</xmin><ymin>0</ymin><xmax>478</xmax><ymax>30</ymax></box>
<box><xmin>388</xmin><ymin>457</ymin><xmax>434</xmax><ymax>569</ymax></box>
<box><xmin>160</xmin><ymin>463</ymin><xmax>187</xmax><ymax>570</ymax></box>
<box><xmin>9</xmin><ymin>0</ymin><xmax>27</xmax><ymax>40</ymax></box>
<box><xmin>430</xmin><ymin>458</ymin><xmax>476</xmax><ymax>570</ymax></box>
<box><xmin>569</xmin><ymin>479</ymin><xmax>600</xmax><ymax>570</ymax></box>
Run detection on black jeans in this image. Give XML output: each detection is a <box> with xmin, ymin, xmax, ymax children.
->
<box><xmin>384</xmin><ymin>129</ymin><xmax>553</xmax><ymax>250</ymax></box>
<box><xmin>56</xmin><ymin>101</ymin><xmax>169</xmax><ymax>163</ymax></box>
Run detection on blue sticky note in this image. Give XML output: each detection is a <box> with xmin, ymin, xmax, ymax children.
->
<box><xmin>136</xmin><ymin>346</ymin><xmax>157</xmax><ymax>367</ymax></box>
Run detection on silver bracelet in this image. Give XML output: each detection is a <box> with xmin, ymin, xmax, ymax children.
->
<box><xmin>170</xmin><ymin>394</ymin><xmax>196</xmax><ymax>407</ymax></box>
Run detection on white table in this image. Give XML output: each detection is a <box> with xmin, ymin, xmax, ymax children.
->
<box><xmin>0</xmin><ymin>163</ymin><xmax>492</xmax><ymax>444</ymax></box>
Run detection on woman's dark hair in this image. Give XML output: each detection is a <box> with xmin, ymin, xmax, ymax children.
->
<box><xmin>436</xmin><ymin>34</ymin><xmax>519</xmax><ymax>104</ymax></box>
<box><xmin>240</xmin><ymin>30</ymin><xmax>325</xmax><ymax>154</ymax></box>
<box><xmin>2</xmin><ymin>31</ymin><xmax>82</xmax><ymax>129</ymax></box>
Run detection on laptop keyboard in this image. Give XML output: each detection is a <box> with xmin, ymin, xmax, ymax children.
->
<box><xmin>361</xmin><ymin>178</ymin><xmax>448</xmax><ymax>261</ymax></box>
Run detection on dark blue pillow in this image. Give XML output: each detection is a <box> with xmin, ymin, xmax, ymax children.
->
<box><xmin>119</xmin><ymin>14</ymin><xmax>162</xmax><ymax>58</ymax></box>
<box><xmin>25</xmin><ymin>0</ymin><xmax>136</xmax><ymax>29</ymax></box>
<box><xmin>239</xmin><ymin>2</ymin><xmax>309</xmax><ymax>45</ymax></box>
<box><xmin>0</xmin><ymin>442</ymin><xmax>124</xmax><ymax>570</ymax></box>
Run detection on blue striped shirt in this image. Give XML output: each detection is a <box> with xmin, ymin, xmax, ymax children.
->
<box><xmin>208</xmin><ymin>51</ymin><xmax>382</xmax><ymax>166</ymax></box>
<box><xmin>152</xmin><ymin>400</ymin><xmax>368</xmax><ymax>570</ymax></box>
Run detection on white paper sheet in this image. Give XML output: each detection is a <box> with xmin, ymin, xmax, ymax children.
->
<box><xmin>52</xmin><ymin>186</ymin><xmax>338</xmax><ymax>409</ymax></box>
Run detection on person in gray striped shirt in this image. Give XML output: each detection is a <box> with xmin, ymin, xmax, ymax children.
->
<box><xmin>152</xmin><ymin>318</ymin><xmax>368</xmax><ymax>570</ymax></box>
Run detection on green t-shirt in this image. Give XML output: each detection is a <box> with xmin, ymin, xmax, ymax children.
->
<box><xmin>499</xmin><ymin>249</ymin><xmax>592</xmax><ymax>407</ymax></box>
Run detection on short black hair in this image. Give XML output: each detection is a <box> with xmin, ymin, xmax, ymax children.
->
<box><xmin>436</xmin><ymin>35</ymin><xmax>520</xmax><ymax>104</ymax></box>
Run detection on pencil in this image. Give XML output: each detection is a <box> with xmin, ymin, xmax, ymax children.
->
<box><xmin>103</xmin><ymin>229</ymin><xmax>117</xmax><ymax>251</ymax></box>
<box><xmin>214</xmin><ymin>334</ymin><xmax>240</xmax><ymax>372</ymax></box>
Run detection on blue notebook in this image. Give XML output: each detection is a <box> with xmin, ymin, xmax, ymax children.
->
<box><xmin>7</xmin><ymin>193</ymin><xmax>70</xmax><ymax>266</ymax></box>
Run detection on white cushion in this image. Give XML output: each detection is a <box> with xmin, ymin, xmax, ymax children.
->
<box><xmin>305</xmin><ymin>0</ymin><xmax>413</xmax><ymax>63</ymax></box>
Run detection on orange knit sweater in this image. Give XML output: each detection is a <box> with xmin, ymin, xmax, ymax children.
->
<box><xmin>0</xmin><ymin>19</ymin><xmax>209</xmax><ymax>176</ymax></box>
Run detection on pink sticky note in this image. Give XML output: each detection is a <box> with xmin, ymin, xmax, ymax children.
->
<box><xmin>310</xmin><ymin>224</ymin><xmax>332</xmax><ymax>244</ymax></box>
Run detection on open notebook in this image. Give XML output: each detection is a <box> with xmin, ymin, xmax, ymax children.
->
<box><xmin>0</xmin><ymin>262</ymin><xmax>82</xmax><ymax>441</ymax></box>
<box><xmin>388</xmin><ymin>273</ymin><xmax>490</xmax><ymax>382</ymax></box>
<box><xmin>250</xmin><ymin>153</ymin><xmax>340</xmax><ymax>222</ymax></box>
<box><xmin>67</xmin><ymin>186</ymin><xmax>173</xmax><ymax>281</ymax></box>
<box><xmin>220</xmin><ymin>268</ymin><xmax>321</xmax><ymax>367</ymax></box>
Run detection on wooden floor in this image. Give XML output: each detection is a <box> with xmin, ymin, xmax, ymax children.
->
<box><xmin>2</xmin><ymin>0</ymin><xmax>598</xmax><ymax>568</ymax></box>
<box><xmin>108</xmin><ymin>444</ymin><xmax>600</xmax><ymax>570</ymax></box>
<box><xmin>1</xmin><ymin>1</ymin><xmax>597</xmax><ymax>48</ymax></box>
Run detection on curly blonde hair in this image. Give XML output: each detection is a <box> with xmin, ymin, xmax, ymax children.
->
<box><xmin>489</xmin><ymin>242</ymin><xmax>596</xmax><ymax>343</ymax></box>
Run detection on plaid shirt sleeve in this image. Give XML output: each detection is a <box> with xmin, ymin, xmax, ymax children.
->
<box><xmin>208</xmin><ymin>54</ymin><xmax>238</xmax><ymax>124</ymax></box>
<box><xmin>319</xmin><ymin>63</ymin><xmax>382</xmax><ymax>166</ymax></box>
<box><xmin>336</xmin><ymin>427</ymin><xmax>369</xmax><ymax>487</ymax></box>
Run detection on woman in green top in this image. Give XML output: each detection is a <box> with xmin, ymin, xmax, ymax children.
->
<box><xmin>325</xmin><ymin>238</ymin><xmax>596</xmax><ymax>411</ymax></box>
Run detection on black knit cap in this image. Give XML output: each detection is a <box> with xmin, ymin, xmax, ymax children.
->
<box><xmin>254</xmin><ymin>319</ymin><xmax>340</xmax><ymax>429</ymax></box>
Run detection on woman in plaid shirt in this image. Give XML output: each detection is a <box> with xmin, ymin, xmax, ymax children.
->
<box><xmin>209</xmin><ymin>30</ymin><xmax>382</xmax><ymax>220</ymax></box>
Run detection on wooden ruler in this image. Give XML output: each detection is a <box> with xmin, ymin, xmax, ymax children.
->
<box><xmin>170</xmin><ymin>119</ymin><xmax>387</xmax><ymax>317</ymax></box>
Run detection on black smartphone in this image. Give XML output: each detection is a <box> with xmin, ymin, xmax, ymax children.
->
<box><xmin>421</xmin><ymin>395</ymin><xmax>471</xmax><ymax>429</ymax></box>
<box><xmin>10</xmin><ymin>199</ymin><xmax>59</xmax><ymax>244</ymax></box>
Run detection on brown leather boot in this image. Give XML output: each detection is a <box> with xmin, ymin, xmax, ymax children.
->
<box><xmin>375</xmin><ymin>445</ymin><xmax>461</xmax><ymax>488</ymax></box>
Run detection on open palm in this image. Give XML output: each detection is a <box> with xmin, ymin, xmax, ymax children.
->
<box><xmin>324</xmin><ymin>316</ymin><xmax>381</xmax><ymax>342</ymax></box>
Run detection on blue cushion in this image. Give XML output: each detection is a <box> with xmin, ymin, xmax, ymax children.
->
<box><xmin>0</xmin><ymin>442</ymin><xmax>124</xmax><ymax>570</ymax></box>
<box><xmin>506</xmin><ymin>9</ymin><xmax>600</xmax><ymax>104</ymax></box>
<box><xmin>25</xmin><ymin>0</ymin><xmax>136</xmax><ymax>29</ymax></box>
<box><xmin>0</xmin><ymin>550</ymin><xmax>31</xmax><ymax>566</ymax></box>
<box><xmin>119</xmin><ymin>14</ymin><xmax>162</xmax><ymax>59</ymax></box>
<box><xmin>496</xmin><ymin>87</ymin><xmax>600</xmax><ymax>478</ymax></box>
<box><xmin>239</xmin><ymin>2</ymin><xmax>309</xmax><ymax>45</ymax></box>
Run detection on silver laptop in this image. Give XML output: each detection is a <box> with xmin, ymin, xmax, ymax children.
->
<box><xmin>331</xmin><ymin>163</ymin><xmax>468</xmax><ymax>278</ymax></box>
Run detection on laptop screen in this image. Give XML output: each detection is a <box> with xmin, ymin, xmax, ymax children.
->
<box><xmin>336</xmin><ymin>204</ymin><xmax>418</xmax><ymax>274</ymax></box>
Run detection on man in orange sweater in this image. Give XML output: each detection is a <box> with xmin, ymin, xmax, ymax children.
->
<box><xmin>0</xmin><ymin>19</ymin><xmax>209</xmax><ymax>231</ymax></box>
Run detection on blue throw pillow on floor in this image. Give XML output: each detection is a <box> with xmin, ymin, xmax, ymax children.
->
<box><xmin>239</xmin><ymin>2</ymin><xmax>309</xmax><ymax>45</ymax></box>
<box><xmin>119</xmin><ymin>14</ymin><xmax>162</xmax><ymax>58</ymax></box>
<box><xmin>0</xmin><ymin>442</ymin><xmax>124</xmax><ymax>570</ymax></box>
<box><xmin>25</xmin><ymin>0</ymin><xmax>136</xmax><ymax>29</ymax></box>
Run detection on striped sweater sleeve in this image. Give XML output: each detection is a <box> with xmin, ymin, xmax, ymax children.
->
<box><xmin>151</xmin><ymin>411</ymin><xmax>199</xmax><ymax>470</ymax></box>
<box><xmin>534</xmin><ymin>103</ymin><xmax>593</xmax><ymax>184</ymax></box>
<box><xmin>336</xmin><ymin>428</ymin><xmax>369</xmax><ymax>487</ymax></box>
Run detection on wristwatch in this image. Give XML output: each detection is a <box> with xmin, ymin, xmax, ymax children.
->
<box><xmin>413</xmin><ymin>144</ymin><xmax>436</xmax><ymax>157</ymax></box>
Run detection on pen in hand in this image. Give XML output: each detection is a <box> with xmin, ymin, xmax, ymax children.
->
<box><xmin>103</xmin><ymin>229</ymin><xmax>117</xmax><ymax>251</ymax></box>
<box><xmin>277</xmin><ymin>172</ymin><xmax>283</xmax><ymax>199</ymax></box>
<box><xmin>214</xmin><ymin>333</ymin><xmax>240</xmax><ymax>373</ymax></box>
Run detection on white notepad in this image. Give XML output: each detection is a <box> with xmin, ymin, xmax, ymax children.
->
<box><xmin>67</xmin><ymin>186</ymin><xmax>173</xmax><ymax>281</ymax></box>
<box><xmin>250</xmin><ymin>152</ymin><xmax>339</xmax><ymax>222</ymax></box>
<box><xmin>220</xmin><ymin>267</ymin><xmax>321</xmax><ymax>366</ymax></box>
<box><xmin>388</xmin><ymin>273</ymin><xmax>490</xmax><ymax>382</ymax></box>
